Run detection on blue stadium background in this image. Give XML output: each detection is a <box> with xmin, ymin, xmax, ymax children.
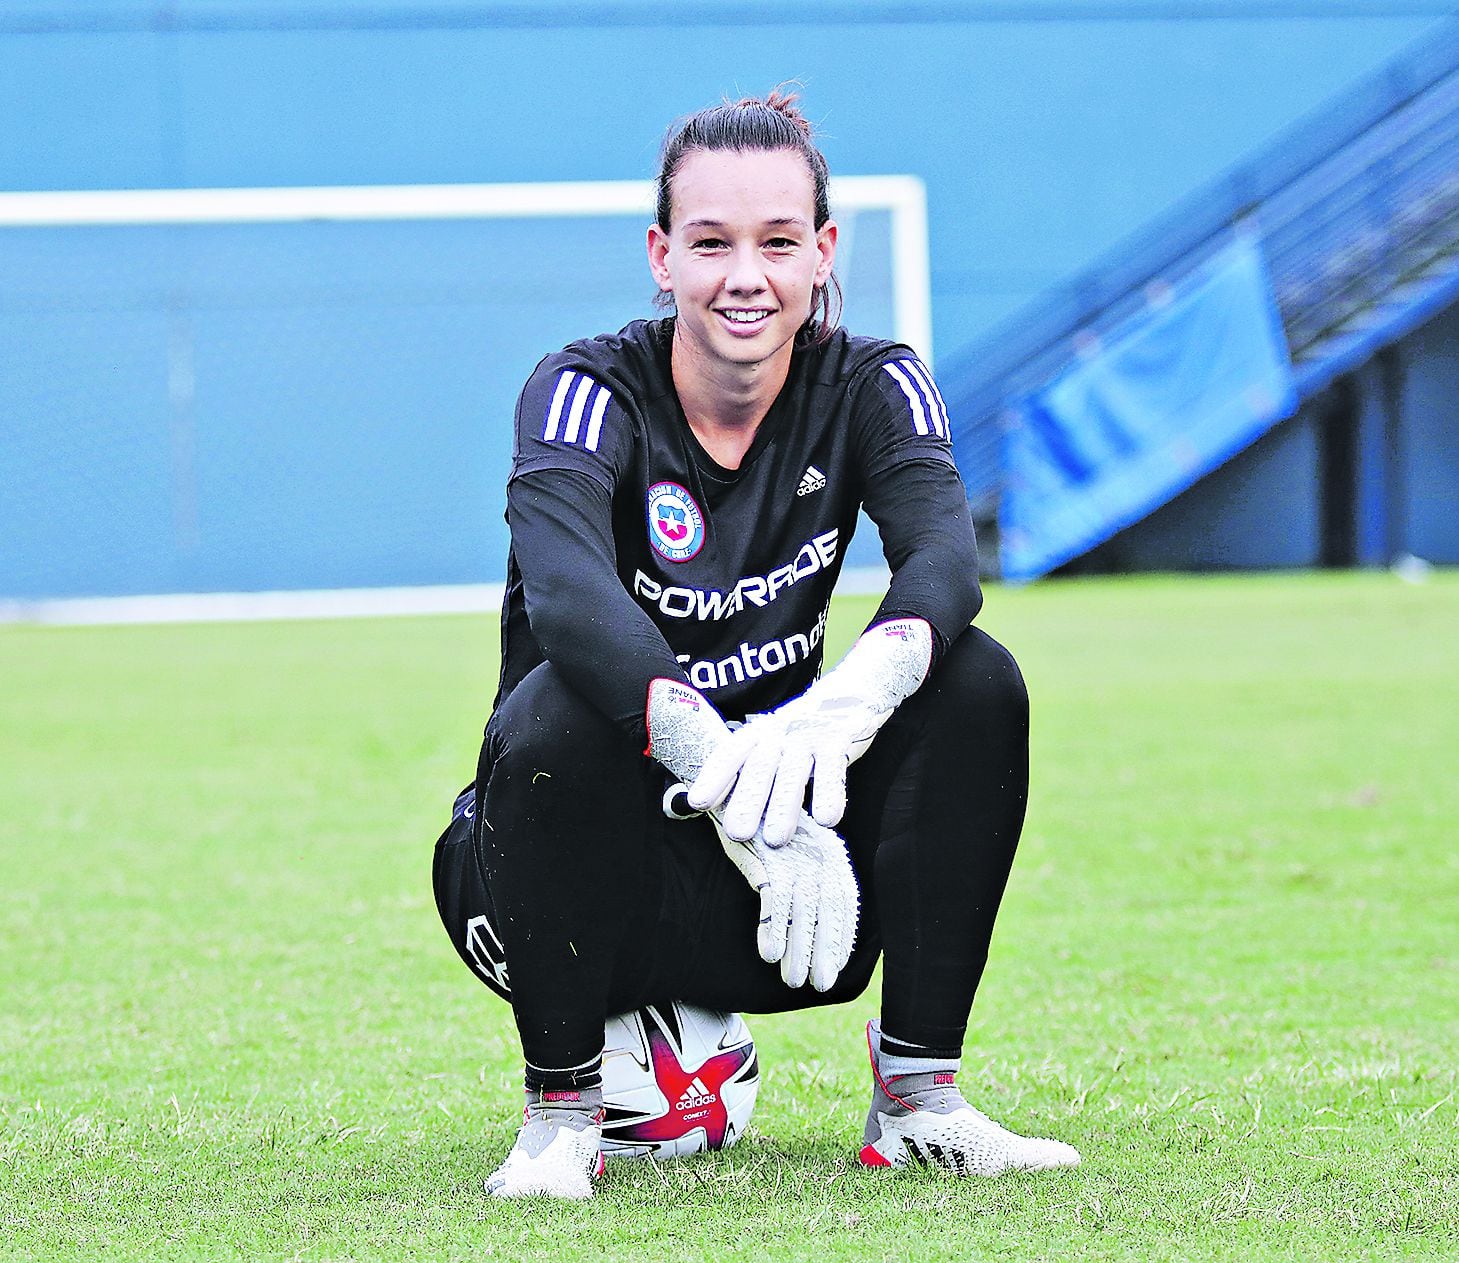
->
<box><xmin>3</xmin><ymin>1</ymin><xmax>1455</xmax><ymax>601</ymax></box>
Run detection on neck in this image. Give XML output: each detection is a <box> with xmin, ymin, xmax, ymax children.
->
<box><xmin>671</xmin><ymin>326</ymin><xmax>794</xmax><ymax>469</ymax></box>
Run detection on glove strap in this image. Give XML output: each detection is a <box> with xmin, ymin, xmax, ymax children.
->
<box><xmin>808</xmin><ymin>616</ymin><xmax>933</xmax><ymax>717</ymax></box>
<box><xmin>645</xmin><ymin>678</ymin><xmax>729</xmax><ymax>783</ymax></box>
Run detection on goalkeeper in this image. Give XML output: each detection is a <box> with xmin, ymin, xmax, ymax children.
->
<box><xmin>431</xmin><ymin>90</ymin><xmax>1080</xmax><ymax>1199</ymax></box>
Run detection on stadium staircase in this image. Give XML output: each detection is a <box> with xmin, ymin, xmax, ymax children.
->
<box><xmin>940</xmin><ymin>21</ymin><xmax>1459</xmax><ymax>578</ymax></box>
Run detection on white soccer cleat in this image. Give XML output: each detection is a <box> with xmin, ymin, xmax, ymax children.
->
<box><xmin>858</xmin><ymin>1023</ymin><xmax>1080</xmax><ymax>1177</ymax></box>
<box><xmin>860</xmin><ymin>1099</ymin><xmax>1082</xmax><ymax>1176</ymax></box>
<box><xmin>484</xmin><ymin>1110</ymin><xmax>606</xmax><ymax>1200</ymax></box>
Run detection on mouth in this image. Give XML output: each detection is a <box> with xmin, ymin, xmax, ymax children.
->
<box><xmin>715</xmin><ymin>307</ymin><xmax>775</xmax><ymax>335</ymax></box>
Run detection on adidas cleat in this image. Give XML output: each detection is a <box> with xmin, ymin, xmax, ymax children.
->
<box><xmin>485</xmin><ymin>1098</ymin><xmax>606</xmax><ymax>1200</ymax></box>
<box><xmin>858</xmin><ymin>1024</ymin><xmax>1080</xmax><ymax>1177</ymax></box>
<box><xmin>860</xmin><ymin>1099</ymin><xmax>1082</xmax><ymax>1176</ymax></box>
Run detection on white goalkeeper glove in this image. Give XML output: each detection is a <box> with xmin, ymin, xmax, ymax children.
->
<box><xmin>665</xmin><ymin>784</ymin><xmax>859</xmax><ymax>992</ymax></box>
<box><xmin>647</xmin><ymin>678</ymin><xmax>859</xmax><ymax>990</ymax></box>
<box><xmin>686</xmin><ymin>617</ymin><xmax>934</xmax><ymax>846</ymax></box>
<box><xmin>712</xmin><ymin>809</ymin><xmax>858</xmax><ymax>991</ymax></box>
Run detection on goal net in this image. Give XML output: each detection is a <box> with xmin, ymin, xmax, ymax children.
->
<box><xmin>0</xmin><ymin>178</ymin><xmax>930</xmax><ymax>617</ymax></box>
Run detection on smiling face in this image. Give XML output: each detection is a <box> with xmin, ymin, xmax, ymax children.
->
<box><xmin>647</xmin><ymin>147</ymin><xmax>837</xmax><ymax>376</ymax></box>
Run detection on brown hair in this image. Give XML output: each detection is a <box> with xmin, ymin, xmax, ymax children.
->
<box><xmin>654</xmin><ymin>89</ymin><xmax>842</xmax><ymax>342</ymax></box>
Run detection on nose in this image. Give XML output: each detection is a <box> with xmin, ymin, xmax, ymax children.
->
<box><xmin>724</xmin><ymin>244</ymin><xmax>768</xmax><ymax>297</ymax></box>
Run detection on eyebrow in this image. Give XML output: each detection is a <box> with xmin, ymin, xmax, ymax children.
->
<box><xmin>681</xmin><ymin>216</ymin><xmax>812</xmax><ymax>231</ymax></box>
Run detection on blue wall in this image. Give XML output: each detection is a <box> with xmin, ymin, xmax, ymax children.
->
<box><xmin>2</xmin><ymin>1</ymin><xmax>1449</xmax><ymax>598</ymax></box>
<box><xmin>1069</xmin><ymin>301</ymin><xmax>1459</xmax><ymax>573</ymax></box>
<box><xmin>1395</xmin><ymin>304</ymin><xmax>1459</xmax><ymax>563</ymax></box>
<box><xmin>1064</xmin><ymin>415</ymin><xmax>1323</xmax><ymax>572</ymax></box>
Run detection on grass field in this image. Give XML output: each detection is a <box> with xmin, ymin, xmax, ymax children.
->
<box><xmin>2</xmin><ymin>571</ymin><xmax>1456</xmax><ymax>1262</ymax></box>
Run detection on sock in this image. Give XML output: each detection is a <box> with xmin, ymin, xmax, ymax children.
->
<box><xmin>524</xmin><ymin>1054</ymin><xmax>603</xmax><ymax>1095</ymax></box>
<box><xmin>524</xmin><ymin>1083</ymin><xmax>604</xmax><ymax>1127</ymax></box>
<box><xmin>872</xmin><ymin>1018</ymin><xmax>961</xmax><ymax>1080</ymax></box>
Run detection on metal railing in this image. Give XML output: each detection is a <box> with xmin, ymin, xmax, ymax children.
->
<box><xmin>942</xmin><ymin>19</ymin><xmax>1459</xmax><ymax>517</ymax></box>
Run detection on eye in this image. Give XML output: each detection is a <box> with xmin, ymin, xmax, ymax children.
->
<box><xmin>765</xmin><ymin>237</ymin><xmax>798</xmax><ymax>250</ymax></box>
<box><xmin>691</xmin><ymin>237</ymin><xmax>728</xmax><ymax>251</ymax></box>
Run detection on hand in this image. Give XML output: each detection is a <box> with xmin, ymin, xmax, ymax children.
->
<box><xmin>686</xmin><ymin>618</ymin><xmax>934</xmax><ymax>846</ymax></box>
<box><xmin>706</xmin><ymin>807</ymin><xmax>859</xmax><ymax>992</ymax></box>
<box><xmin>687</xmin><ymin>697</ymin><xmax>881</xmax><ymax>846</ymax></box>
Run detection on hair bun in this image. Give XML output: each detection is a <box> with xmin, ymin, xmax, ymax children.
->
<box><xmin>733</xmin><ymin>87</ymin><xmax>812</xmax><ymax>138</ymax></box>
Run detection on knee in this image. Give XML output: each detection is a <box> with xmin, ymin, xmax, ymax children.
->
<box><xmin>483</xmin><ymin>662</ymin><xmax>628</xmax><ymax>774</ymax></box>
<box><xmin>926</xmin><ymin>626</ymin><xmax>1028</xmax><ymax>726</ymax></box>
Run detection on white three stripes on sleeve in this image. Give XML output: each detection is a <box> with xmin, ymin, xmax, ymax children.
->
<box><xmin>881</xmin><ymin>358</ymin><xmax>951</xmax><ymax>439</ymax></box>
<box><xmin>542</xmin><ymin>369</ymin><xmax>614</xmax><ymax>452</ymax></box>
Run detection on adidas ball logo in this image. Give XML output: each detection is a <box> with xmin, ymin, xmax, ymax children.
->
<box><xmin>796</xmin><ymin>465</ymin><xmax>826</xmax><ymax>497</ymax></box>
<box><xmin>676</xmin><ymin>1076</ymin><xmax>717</xmax><ymax>1111</ymax></box>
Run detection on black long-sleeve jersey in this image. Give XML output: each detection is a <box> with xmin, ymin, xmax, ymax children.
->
<box><xmin>496</xmin><ymin>318</ymin><xmax>982</xmax><ymax>743</ymax></box>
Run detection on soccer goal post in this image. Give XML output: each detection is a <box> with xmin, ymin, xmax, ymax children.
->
<box><xmin>0</xmin><ymin>177</ymin><xmax>930</xmax><ymax>620</ymax></box>
<box><xmin>0</xmin><ymin>176</ymin><xmax>932</xmax><ymax>358</ymax></box>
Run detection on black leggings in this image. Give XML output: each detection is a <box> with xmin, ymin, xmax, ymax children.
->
<box><xmin>433</xmin><ymin>626</ymin><xmax>1029</xmax><ymax>1076</ymax></box>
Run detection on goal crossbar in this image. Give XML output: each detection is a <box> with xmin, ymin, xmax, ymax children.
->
<box><xmin>0</xmin><ymin>176</ymin><xmax>933</xmax><ymax>361</ymax></box>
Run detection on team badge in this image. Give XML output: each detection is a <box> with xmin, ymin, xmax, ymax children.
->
<box><xmin>646</xmin><ymin>482</ymin><xmax>705</xmax><ymax>563</ymax></box>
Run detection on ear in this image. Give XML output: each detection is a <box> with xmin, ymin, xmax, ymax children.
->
<box><xmin>813</xmin><ymin>219</ymin><xmax>838</xmax><ymax>286</ymax></box>
<box><xmin>646</xmin><ymin>224</ymin><xmax>674</xmax><ymax>293</ymax></box>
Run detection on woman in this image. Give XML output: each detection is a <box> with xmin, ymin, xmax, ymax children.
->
<box><xmin>433</xmin><ymin>91</ymin><xmax>1080</xmax><ymax>1199</ymax></box>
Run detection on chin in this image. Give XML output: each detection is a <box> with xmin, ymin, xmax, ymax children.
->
<box><xmin>716</xmin><ymin>326</ymin><xmax>798</xmax><ymax>365</ymax></box>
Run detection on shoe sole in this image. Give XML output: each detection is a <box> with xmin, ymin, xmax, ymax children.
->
<box><xmin>859</xmin><ymin>1134</ymin><xmax>1079</xmax><ymax>1176</ymax></box>
<box><xmin>484</xmin><ymin>1151</ymin><xmax>606</xmax><ymax>1198</ymax></box>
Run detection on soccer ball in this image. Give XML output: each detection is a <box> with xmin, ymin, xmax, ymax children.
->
<box><xmin>599</xmin><ymin>1002</ymin><xmax>759</xmax><ymax>1160</ymax></box>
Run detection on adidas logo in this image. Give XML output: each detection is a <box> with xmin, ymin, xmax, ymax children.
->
<box><xmin>676</xmin><ymin>1076</ymin><xmax>717</xmax><ymax>1111</ymax></box>
<box><xmin>796</xmin><ymin>465</ymin><xmax>827</xmax><ymax>497</ymax></box>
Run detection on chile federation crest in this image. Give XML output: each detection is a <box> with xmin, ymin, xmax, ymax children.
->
<box><xmin>646</xmin><ymin>481</ymin><xmax>705</xmax><ymax>563</ymax></box>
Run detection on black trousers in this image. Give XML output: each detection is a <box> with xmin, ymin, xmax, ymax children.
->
<box><xmin>433</xmin><ymin>626</ymin><xmax>1029</xmax><ymax>1076</ymax></box>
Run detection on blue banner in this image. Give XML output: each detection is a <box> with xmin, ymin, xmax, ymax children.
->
<box><xmin>1000</xmin><ymin>237</ymin><xmax>1297</xmax><ymax>582</ymax></box>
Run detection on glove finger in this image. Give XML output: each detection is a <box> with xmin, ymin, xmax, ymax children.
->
<box><xmin>686</xmin><ymin>727</ymin><xmax>754</xmax><ymax>813</ymax></box>
<box><xmin>818</xmin><ymin>831</ymin><xmax>858</xmax><ymax>987</ymax></box>
<box><xmin>722</xmin><ymin>734</ymin><xmax>783</xmax><ymax>841</ymax></box>
<box><xmin>754</xmin><ymin>877</ymin><xmax>781</xmax><ymax>964</ymax></box>
<box><xmin>809</xmin><ymin>738</ymin><xmax>851</xmax><ymax>828</ymax></box>
<box><xmin>710</xmin><ymin>819</ymin><xmax>777</xmax><ymax>958</ymax></box>
<box><xmin>833</xmin><ymin>869</ymin><xmax>861</xmax><ymax>986</ymax></box>
<box><xmin>758</xmin><ymin>858</ymin><xmax>791</xmax><ymax>965</ymax></box>
<box><xmin>762</xmin><ymin>747</ymin><xmax>814</xmax><ymax>848</ymax></box>
<box><xmin>808</xmin><ymin>890</ymin><xmax>834</xmax><ymax>992</ymax></box>
<box><xmin>781</xmin><ymin>874</ymin><xmax>815</xmax><ymax>989</ymax></box>
<box><xmin>810</xmin><ymin>923</ymin><xmax>841</xmax><ymax>992</ymax></box>
<box><xmin>839</xmin><ymin>876</ymin><xmax>860</xmax><ymax>974</ymax></box>
<box><xmin>809</xmin><ymin>856</ymin><xmax>849</xmax><ymax>991</ymax></box>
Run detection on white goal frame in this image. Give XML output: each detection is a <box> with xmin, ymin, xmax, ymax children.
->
<box><xmin>0</xmin><ymin>176</ymin><xmax>932</xmax><ymax>360</ymax></box>
<box><xmin>0</xmin><ymin>177</ymin><xmax>928</xmax><ymax>624</ymax></box>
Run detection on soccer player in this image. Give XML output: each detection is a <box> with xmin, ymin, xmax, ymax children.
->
<box><xmin>432</xmin><ymin>91</ymin><xmax>1081</xmax><ymax>1198</ymax></box>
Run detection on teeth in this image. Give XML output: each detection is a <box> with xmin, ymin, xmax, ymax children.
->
<box><xmin>724</xmin><ymin>310</ymin><xmax>769</xmax><ymax>324</ymax></box>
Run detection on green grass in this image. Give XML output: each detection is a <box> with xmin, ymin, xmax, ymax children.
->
<box><xmin>2</xmin><ymin>571</ymin><xmax>1456</xmax><ymax>1262</ymax></box>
